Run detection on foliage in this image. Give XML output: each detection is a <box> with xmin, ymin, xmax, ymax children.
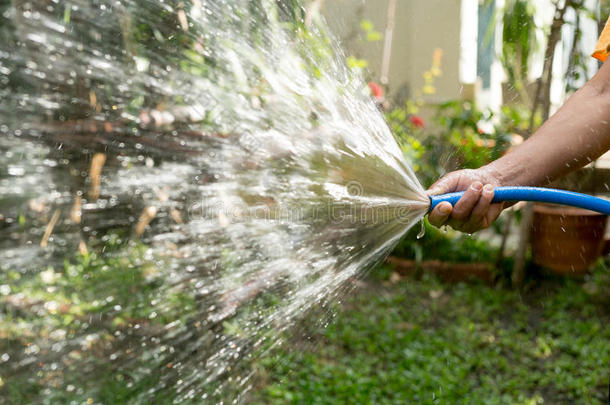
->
<box><xmin>500</xmin><ymin>0</ymin><xmax>537</xmax><ymax>106</ymax></box>
<box><xmin>359</xmin><ymin>19</ymin><xmax>382</xmax><ymax>42</ymax></box>
<box><xmin>382</xmin><ymin>48</ymin><xmax>513</xmax><ymax>189</ymax></box>
<box><xmin>388</xmin><ymin>99</ymin><xmax>513</xmax><ymax>189</ymax></box>
<box><xmin>0</xmin><ymin>237</ymin><xmax>196</xmax><ymax>403</ymax></box>
<box><xmin>251</xmin><ymin>264</ymin><xmax>610</xmax><ymax>404</ymax></box>
<box><xmin>499</xmin><ymin>0</ymin><xmax>600</xmax><ymax>107</ymax></box>
<box><xmin>392</xmin><ymin>220</ymin><xmax>500</xmax><ymax>265</ymax></box>
<box><xmin>345</xmin><ymin>18</ymin><xmax>384</xmax><ymax>72</ymax></box>
<box><xmin>563</xmin><ymin>0</ymin><xmax>599</xmax><ymax>93</ymax></box>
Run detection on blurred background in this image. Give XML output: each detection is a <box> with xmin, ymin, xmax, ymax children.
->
<box><xmin>252</xmin><ymin>0</ymin><xmax>610</xmax><ymax>403</ymax></box>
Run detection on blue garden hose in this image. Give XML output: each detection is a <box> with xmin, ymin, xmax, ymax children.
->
<box><xmin>429</xmin><ymin>186</ymin><xmax>610</xmax><ymax>215</ymax></box>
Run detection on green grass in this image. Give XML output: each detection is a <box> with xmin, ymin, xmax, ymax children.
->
<box><xmin>3</xmin><ymin>232</ymin><xmax>609</xmax><ymax>404</ymax></box>
<box><xmin>250</xmin><ymin>265</ymin><xmax>610</xmax><ymax>404</ymax></box>
<box><xmin>0</xmin><ymin>238</ymin><xmax>197</xmax><ymax>404</ymax></box>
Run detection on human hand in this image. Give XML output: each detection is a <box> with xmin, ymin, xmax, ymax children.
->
<box><xmin>426</xmin><ymin>169</ymin><xmax>505</xmax><ymax>233</ymax></box>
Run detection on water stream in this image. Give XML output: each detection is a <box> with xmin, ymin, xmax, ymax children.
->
<box><xmin>0</xmin><ymin>0</ymin><xmax>428</xmax><ymax>402</ymax></box>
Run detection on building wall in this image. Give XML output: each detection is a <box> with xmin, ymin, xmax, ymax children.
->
<box><xmin>322</xmin><ymin>0</ymin><xmax>600</xmax><ymax>113</ymax></box>
<box><xmin>322</xmin><ymin>0</ymin><xmax>463</xmax><ymax>103</ymax></box>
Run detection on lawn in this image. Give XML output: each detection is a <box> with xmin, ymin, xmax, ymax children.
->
<box><xmin>250</xmin><ymin>264</ymin><xmax>610</xmax><ymax>404</ymax></box>
<box><xmin>2</xmin><ymin>231</ymin><xmax>609</xmax><ymax>404</ymax></box>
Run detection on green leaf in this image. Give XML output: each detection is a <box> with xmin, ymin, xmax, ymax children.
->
<box><xmin>366</xmin><ymin>31</ymin><xmax>382</xmax><ymax>42</ymax></box>
<box><xmin>360</xmin><ymin>19</ymin><xmax>374</xmax><ymax>32</ymax></box>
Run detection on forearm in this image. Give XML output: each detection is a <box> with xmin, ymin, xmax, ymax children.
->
<box><xmin>484</xmin><ymin>62</ymin><xmax>610</xmax><ymax>187</ymax></box>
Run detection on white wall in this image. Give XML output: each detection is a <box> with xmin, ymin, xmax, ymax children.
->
<box><xmin>322</xmin><ymin>0</ymin><xmax>601</xmax><ymax>113</ymax></box>
<box><xmin>322</xmin><ymin>0</ymin><xmax>463</xmax><ymax>103</ymax></box>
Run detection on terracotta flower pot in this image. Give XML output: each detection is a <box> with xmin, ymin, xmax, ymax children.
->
<box><xmin>531</xmin><ymin>203</ymin><xmax>607</xmax><ymax>275</ymax></box>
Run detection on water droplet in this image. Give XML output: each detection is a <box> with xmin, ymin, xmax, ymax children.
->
<box><xmin>7</xmin><ymin>166</ymin><xmax>25</xmax><ymax>176</ymax></box>
<box><xmin>417</xmin><ymin>219</ymin><xmax>426</xmax><ymax>239</ymax></box>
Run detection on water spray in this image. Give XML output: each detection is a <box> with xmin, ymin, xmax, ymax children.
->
<box><xmin>429</xmin><ymin>186</ymin><xmax>610</xmax><ymax>215</ymax></box>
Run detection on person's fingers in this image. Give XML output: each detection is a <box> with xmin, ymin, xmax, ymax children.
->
<box><xmin>483</xmin><ymin>203</ymin><xmax>504</xmax><ymax>228</ymax></box>
<box><xmin>426</xmin><ymin>170</ymin><xmax>505</xmax><ymax>233</ymax></box>
<box><xmin>450</xmin><ymin>182</ymin><xmax>483</xmax><ymax>221</ymax></box>
<box><xmin>450</xmin><ymin>202</ymin><xmax>504</xmax><ymax>233</ymax></box>
<box><xmin>428</xmin><ymin>202</ymin><xmax>452</xmax><ymax>228</ymax></box>
<box><xmin>463</xmin><ymin>184</ymin><xmax>494</xmax><ymax>230</ymax></box>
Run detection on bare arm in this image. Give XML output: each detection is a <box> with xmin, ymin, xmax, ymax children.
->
<box><xmin>428</xmin><ymin>60</ymin><xmax>610</xmax><ymax>233</ymax></box>
<box><xmin>487</xmin><ymin>59</ymin><xmax>610</xmax><ymax>187</ymax></box>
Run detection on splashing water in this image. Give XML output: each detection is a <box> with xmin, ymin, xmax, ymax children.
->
<box><xmin>0</xmin><ymin>0</ymin><xmax>429</xmax><ymax>402</ymax></box>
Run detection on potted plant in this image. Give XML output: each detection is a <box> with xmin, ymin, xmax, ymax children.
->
<box><xmin>531</xmin><ymin>168</ymin><xmax>608</xmax><ymax>275</ymax></box>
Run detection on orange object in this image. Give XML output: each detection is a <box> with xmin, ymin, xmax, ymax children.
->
<box><xmin>592</xmin><ymin>17</ymin><xmax>610</xmax><ymax>62</ymax></box>
<box><xmin>531</xmin><ymin>204</ymin><xmax>607</xmax><ymax>275</ymax></box>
